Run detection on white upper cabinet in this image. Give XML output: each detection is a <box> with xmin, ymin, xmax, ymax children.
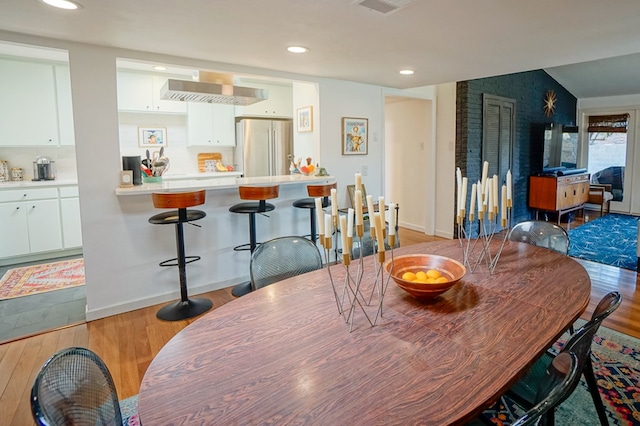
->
<box><xmin>117</xmin><ymin>71</ymin><xmax>187</xmax><ymax>114</ymax></box>
<box><xmin>235</xmin><ymin>82</ymin><xmax>293</xmax><ymax>118</ymax></box>
<box><xmin>187</xmin><ymin>102</ymin><xmax>236</xmax><ymax>146</ymax></box>
<box><xmin>56</xmin><ymin>65</ymin><xmax>76</xmax><ymax>146</ymax></box>
<box><xmin>0</xmin><ymin>59</ymin><xmax>59</xmax><ymax>146</ymax></box>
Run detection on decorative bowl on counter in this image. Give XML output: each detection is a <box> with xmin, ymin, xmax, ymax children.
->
<box><xmin>384</xmin><ymin>254</ymin><xmax>466</xmax><ymax>300</ymax></box>
<box><xmin>142</xmin><ymin>176</ymin><xmax>163</xmax><ymax>184</ymax></box>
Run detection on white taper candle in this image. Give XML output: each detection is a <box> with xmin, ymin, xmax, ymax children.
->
<box><xmin>389</xmin><ymin>202</ymin><xmax>396</xmax><ymax>235</ymax></box>
<box><xmin>470</xmin><ymin>183</ymin><xmax>477</xmax><ymax>221</ymax></box>
<box><xmin>355</xmin><ymin>172</ymin><xmax>362</xmax><ymax>192</ymax></box>
<box><xmin>340</xmin><ymin>215</ymin><xmax>349</xmax><ymax>257</ymax></box>
<box><xmin>355</xmin><ymin>190</ymin><xmax>363</xmax><ymax>225</ymax></box>
<box><xmin>315</xmin><ymin>197</ymin><xmax>324</xmax><ymax>235</ymax></box>
<box><xmin>374</xmin><ymin>212</ymin><xmax>385</xmax><ymax>252</ymax></box>
<box><xmin>477</xmin><ymin>179</ymin><xmax>484</xmax><ymax>213</ymax></box>
<box><xmin>331</xmin><ymin>188</ymin><xmax>338</xmax><ymax>217</ymax></box>
<box><xmin>347</xmin><ymin>208</ymin><xmax>354</xmax><ymax>237</ymax></box>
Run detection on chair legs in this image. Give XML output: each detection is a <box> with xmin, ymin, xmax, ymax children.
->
<box><xmin>584</xmin><ymin>361</ymin><xmax>610</xmax><ymax>426</ymax></box>
<box><xmin>156</xmin><ymin>221</ymin><xmax>212</xmax><ymax>321</ymax></box>
<box><xmin>231</xmin><ymin>212</ymin><xmax>258</xmax><ymax>297</ymax></box>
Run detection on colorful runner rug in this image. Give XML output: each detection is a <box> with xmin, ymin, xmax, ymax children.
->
<box><xmin>0</xmin><ymin>258</ymin><xmax>85</xmax><ymax>300</ymax></box>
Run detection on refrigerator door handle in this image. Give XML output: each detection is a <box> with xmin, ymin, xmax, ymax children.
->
<box><xmin>269</xmin><ymin>128</ymin><xmax>276</xmax><ymax>176</ymax></box>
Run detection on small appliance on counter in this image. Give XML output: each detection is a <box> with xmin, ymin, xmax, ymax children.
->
<box><xmin>0</xmin><ymin>160</ymin><xmax>9</xmax><ymax>182</ymax></box>
<box><xmin>33</xmin><ymin>156</ymin><xmax>56</xmax><ymax>181</ymax></box>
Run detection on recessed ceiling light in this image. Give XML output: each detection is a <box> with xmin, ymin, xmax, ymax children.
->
<box><xmin>399</xmin><ymin>69</ymin><xmax>415</xmax><ymax>75</ymax></box>
<box><xmin>153</xmin><ymin>66</ymin><xmax>167</xmax><ymax>71</ymax></box>
<box><xmin>287</xmin><ymin>46</ymin><xmax>309</xmax><ymax>54</ymax></box>
<box><xmin>41</xmin><ymin>0</ymin><xmax>82</xmax><ymax>10</ymax></box>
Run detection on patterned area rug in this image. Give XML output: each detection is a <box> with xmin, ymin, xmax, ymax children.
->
<box><xmin>0</xmin><ymin>258</ymin><xmax>85</xmax><ymax>300</ymax></box>
<box><xmin>120</xmin><ymin>395</ymin><xmax>140</xmax><ymax>425</ymax></box>
<box><xmin>477</xmin><ymin>323</ymin><xmax>640</xmax><ymax>425</ymax></box>
<box><xmin>568</xmin><ymin>214</ymin><xmax>639</xmax><ymax>271</ymax></box>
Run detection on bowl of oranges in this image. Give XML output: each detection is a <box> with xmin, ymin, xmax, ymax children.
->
<box><xmin>384</xmin><ymin>254</ymin><xmax>466</xmax><ymax>300</ymax></box>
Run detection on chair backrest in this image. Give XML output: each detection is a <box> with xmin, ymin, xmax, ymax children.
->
<box><xmin>239</xmin><ymin>185</ymin><xmax>280</xmax><ymax>201</ymax></box>
<box><xmin>307</xmin><ymin>182</ymin><xmax>336</xmax><ymax>198</ymax></box>
<box><xmin>31</xmin><ymin>347</ymin><xmax>122</xmax><ymax>426</ymax></box>
<box><xmin>563</xmin><ymin>291</ymin><xmax>621</xmax><ymax>373</ymax></box>
<box><xmin>512</xmin><ymin>352</ymin><xmax>580</xmax><ymax>426</ymax></box>
<box><xmin>250</xmin><ymin>236</ymin><xmax>323</xmax><ymax>291</ymax></box>
<box><xmin>507</xmin><ymin>220</ymin><xmax>569</xmax><ymax>255</ymax></box>
<box><xmin>152</xmin><ymin>190</ymin><xmax>205</xmax><ymax>209</ymax></box>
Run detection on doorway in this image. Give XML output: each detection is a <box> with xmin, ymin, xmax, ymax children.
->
<box><xmin>581</xmin><ymin>110</ymin><xmax>636</xmax><ymax>214</ymax></box>
<box><xmin>384</xmin><ymin>96</ymin><xmax>433</xmax><ymax>234</ymax></box>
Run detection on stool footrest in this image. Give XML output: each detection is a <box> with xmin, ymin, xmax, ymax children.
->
<box><xmin>233</xmin><ymin>243</ymin><xmax>264</xmax><ymax>252</ymax></box>
<box><xmin>159</xmin><ymin>255</ymin><xmax>201</xmax><ymax>267</ymax></box>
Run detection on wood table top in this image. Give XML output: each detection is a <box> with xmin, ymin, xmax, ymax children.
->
<box><xmin>139</xmin><ymin>239</ymin><xmax>590</xmax><ymax>425</ymax></box>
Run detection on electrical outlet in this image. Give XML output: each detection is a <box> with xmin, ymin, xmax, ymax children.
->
<box><xmin>362</xmin><ymin>165</ymin><xmax>368</xmax><ymax>176</ymax></box>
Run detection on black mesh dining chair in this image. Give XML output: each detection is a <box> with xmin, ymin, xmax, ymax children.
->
<box><xmin>507</xmin><ymin>291</ymin><xmax>622</xmax><ymax>426</ymax></box>
<box><xmin>250</xmin><ymin>236</ymin><xmax>323</xmax><ymax>291</ymax></box>
<box><xmin>31</xmin><ymin>347</ymin><xmax>123</xmax><ymax>426</ymax></box>
<box><xmin>507</xmin><ymin>220</ymin><xmax>569</xmax><ymax>255</ymax></box>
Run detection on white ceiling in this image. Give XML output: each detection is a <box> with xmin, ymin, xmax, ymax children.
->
<box><xmin>2</xmin><ymin>0</ymin><xmax>640</xmax><ymax>98</ymax></box>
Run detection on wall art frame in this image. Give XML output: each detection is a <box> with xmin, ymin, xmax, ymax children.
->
<box><xmin>342</xmin><ymin>117</ymin><xmax>368</xmax><ymax>155</ymax></box>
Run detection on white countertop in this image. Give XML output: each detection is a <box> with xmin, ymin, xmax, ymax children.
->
<box><xmin>115</xmin><ymin>174</ymin><xmax>334</xmax><ymax>195</ymax></box>
<box><xmin>0</xmin><ymin>179</ymin><xmax>78</xmax><ymax>189</ymax></box>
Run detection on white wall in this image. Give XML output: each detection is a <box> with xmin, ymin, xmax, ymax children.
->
<box><xmin>292</xmin><ymin>81</ymin><xmax>319</xmax><ymax>167</ymax></box>
<box><xmin>318</xmin><ymin>80</ymin><xmax>384</xmax><ymax>208</ymax></box>
<box><xmin>435</xmin><ymin>83</ymin><xmax>456</xmax><ymax>239</ymax></box>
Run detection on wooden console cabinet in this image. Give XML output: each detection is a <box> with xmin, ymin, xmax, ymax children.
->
<box><xmin>529</xmin><ymin>173</ymin><xmax>590</xmax><ymax>224</ymax></box>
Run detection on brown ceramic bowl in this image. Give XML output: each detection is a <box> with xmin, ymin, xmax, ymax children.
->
<box><xmin>384</xmin><ymin>254</ymin><xmax>466</xmax><ymax>300</ymax></box>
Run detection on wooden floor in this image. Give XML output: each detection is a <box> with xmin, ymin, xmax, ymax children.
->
<box><xmin>1</xmin><ymin>225</ymin><xmax>637</xmax><ymax>425</ymax></box>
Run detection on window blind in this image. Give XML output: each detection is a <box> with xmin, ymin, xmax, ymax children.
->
<box><xmin>588</xmin><ymin>114</ymin><xmax>629</xmax><ymax>133</ymax></box>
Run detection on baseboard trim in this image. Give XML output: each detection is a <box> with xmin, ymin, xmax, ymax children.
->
<box><xmin>85</xmin><ymin>276</ymin><xmax>247</xmax><ymax>321</ymax></box>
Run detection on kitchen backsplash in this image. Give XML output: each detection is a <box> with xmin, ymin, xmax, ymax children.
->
<box><xmin>118</xmin><ymin>112</ymin><xmax>236</xmax><ymax>175</ymax></box>
<box><xmin>0</xmin><ymin>146</ymin><xmax>77</xmax><ymax>181</ymax></box>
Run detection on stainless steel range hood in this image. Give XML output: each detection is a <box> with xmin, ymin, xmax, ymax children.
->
<box><xmin>160</xmin><ymin>72</ymin><xmax>268</xmax><ymax>105</ymax></box>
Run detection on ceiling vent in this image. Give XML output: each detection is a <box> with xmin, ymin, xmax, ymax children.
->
<box><xmin>357</xmin><ymin>0</ymin><xmax>413</xmax><ymax>14</ymax></box>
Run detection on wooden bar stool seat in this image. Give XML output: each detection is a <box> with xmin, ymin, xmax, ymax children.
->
<box><xmin>229</xmin><ymin>185</ymin><xmax>280</xmax><ymax>297</ymax></box>
<box><xmin>292</xmin><ymin>182</ymin><xmax>336</xmax><ymax>243</ymax></box>
<box><xmin>148</xmin><ymin>190</ymin><xmax>212</xmax><ymax>321</ymax></box>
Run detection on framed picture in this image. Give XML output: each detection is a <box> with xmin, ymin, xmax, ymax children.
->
<box><xmin>297</xmin><ymin>106</ymin><xmax>313</xmax><ymax>132</ymax></box>
<box><xmin>342</xmin><ymin>117</ymin><xmax>368</xmax><ymax>155</ymax></box>
<box><xmin>138</xmin><ymin>127</ymin><xmax>167</xmax><ymax>147</ymax></box>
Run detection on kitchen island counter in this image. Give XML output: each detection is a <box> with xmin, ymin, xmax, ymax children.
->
<box><xmin>115</xmin><ymin>174</ymin><xmax>333</xmax><ymax>195</ymax></box>
<box><xmin>99</xmin><ymin>174</ymin><xmax>337</xmax><ymax>320</ymax></box>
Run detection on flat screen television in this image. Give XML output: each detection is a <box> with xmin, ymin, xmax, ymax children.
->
<box><xmin>531</xmin><ymin>123</ymin><xmax>581</xmax><ymax>175</ymax></box>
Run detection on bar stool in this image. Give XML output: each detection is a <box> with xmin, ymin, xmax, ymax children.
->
<box><xmin>229</xmin><ymin>184</ymin><xmax>280</xmax><ymax>296</ymax></box>
<box><xmin>148</xmin><ymin>190</ymin><xmax>212</xmax><ymax>321</ymax></box>
<box><xmin>292</xmin><ymin>182</ymin><xmax>337</xmax><ymax>243</ymax></box>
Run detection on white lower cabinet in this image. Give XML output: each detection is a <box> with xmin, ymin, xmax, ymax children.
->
<box><xmin>27</xmin><ymin>199</ymin><xmax>62</xmax><ymax>253</ymax></box>
<box><xmin>60</xmin><ymin>187</ymin><xmax>82</xmax><ymax>249</ymax></box>
<box><xmin>0</xmin><ymin>187</ymin><xmax>72</xmax><ymax>261</ymax></box>
<box><xmin>0</xmin><ymin>202</ymin><xmax>31</xmax><ymax>258</ymax></box>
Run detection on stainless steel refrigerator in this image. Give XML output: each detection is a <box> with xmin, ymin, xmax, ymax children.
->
<box><xmin>235</xmin><ymin>118</ymin><xmax>293</xmax><ymax>177</ymax></box>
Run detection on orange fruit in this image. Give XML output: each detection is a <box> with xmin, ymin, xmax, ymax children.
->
<box><xmin>402</xmin><ymin>272</ymin><xmax>416</xmax><ymax>281</ymax></box>
<box><xmin>426</xmin><ymin>269</ymin><xmax>441</xmax><ymax>279</ymax></box>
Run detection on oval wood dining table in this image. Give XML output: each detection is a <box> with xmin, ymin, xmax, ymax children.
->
<box><xmin>138</xmin><ymin>239</ymin><xmax>591</xmax><ymax>425</ymax></box>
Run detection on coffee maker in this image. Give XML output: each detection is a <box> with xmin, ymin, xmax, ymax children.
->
<box><xmin>33</xmin><ymin>156</ymin><xmax>56</xmax><ymax>181</ymax></box>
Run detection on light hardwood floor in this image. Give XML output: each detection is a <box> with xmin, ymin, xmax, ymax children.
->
<box><xmin>1</xmin><ymin>226</ymin><xmax>637</xmax><ymax>425</ymax></box>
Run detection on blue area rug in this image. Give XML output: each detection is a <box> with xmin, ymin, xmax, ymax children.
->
<box><xmin>567</xmin><ymin>214</ymin><xmax>639</xmax><ymax>271</ymax></box>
